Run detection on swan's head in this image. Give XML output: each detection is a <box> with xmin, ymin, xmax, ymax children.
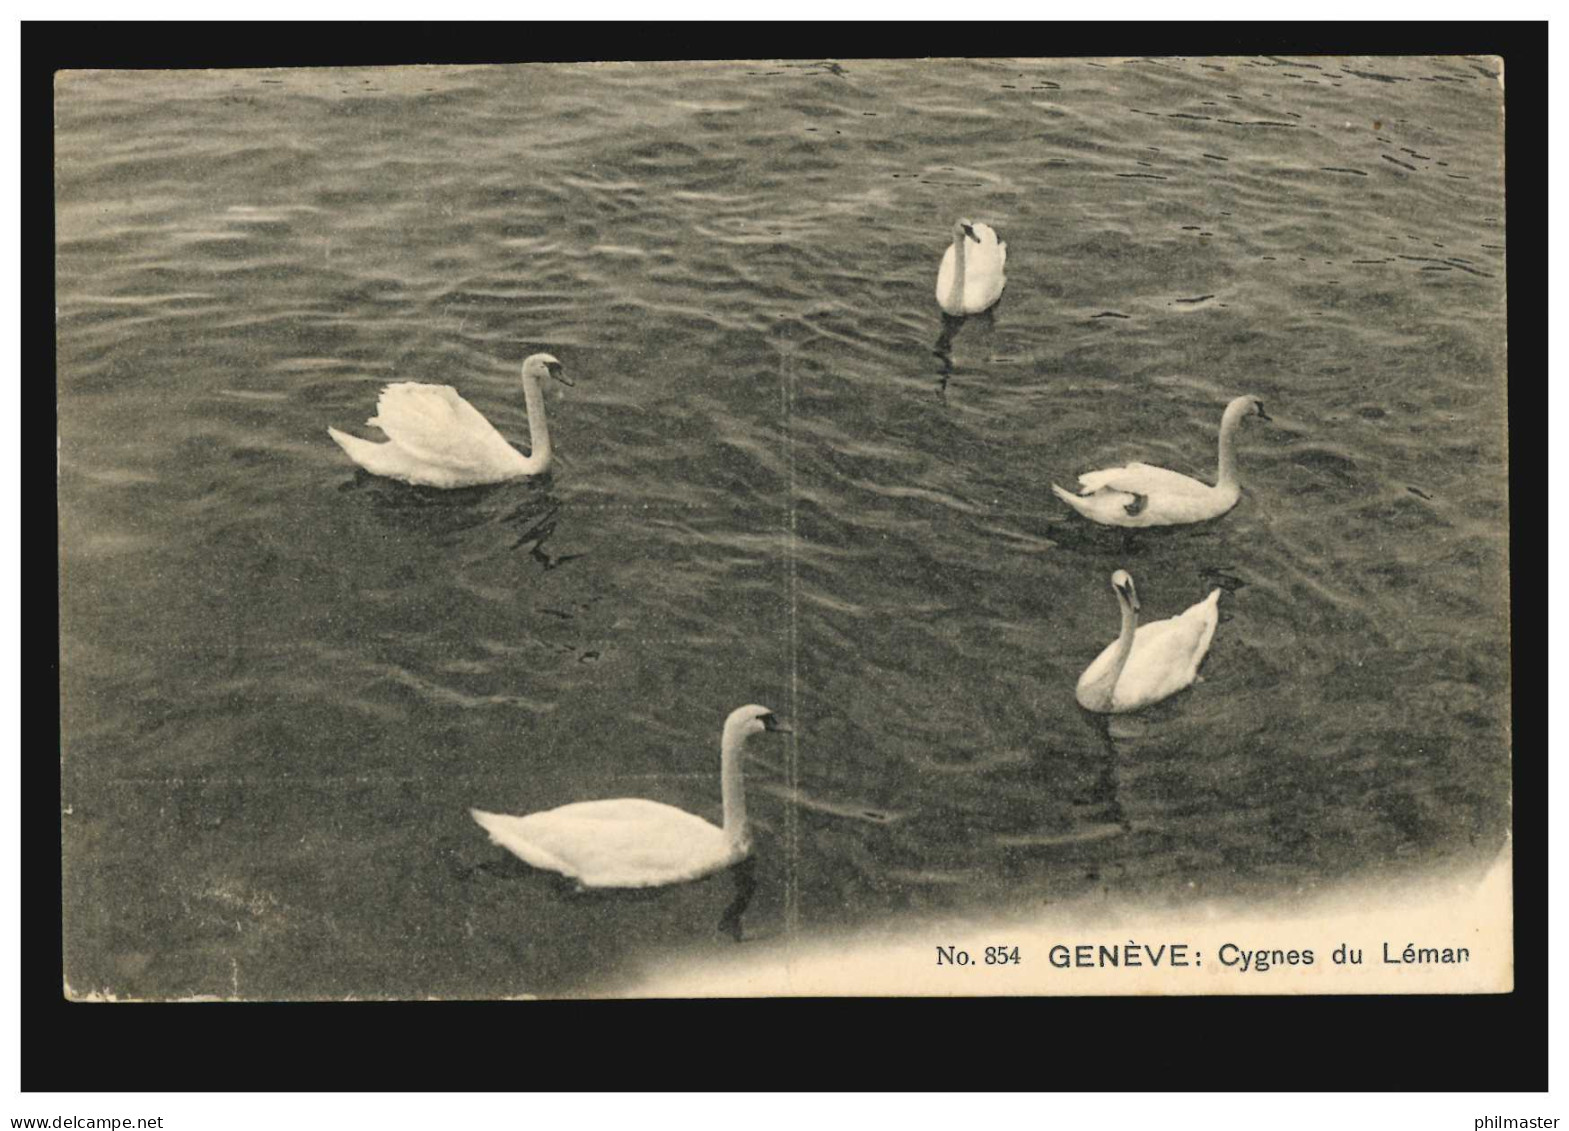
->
<box><xmin>1111</xmin><ymin>569</ymin><xmax>1140</xmax><ymax>613</ymax></box>
<box><xmin>522</xmin><ymin>353</ymin><xmax>573</xmax><ymax>388</ymax></box>
<box><xmin>1227</xmin><ymin>394</ymin><xmax>1271</xmax><ymax>424</ymax></box>
<box><xmin>954</xmin><ymin>218</ymin><xmax>980</xmax><ymax>243</ymax></box>
<box><xmin>724</xmin><ymin>704</ymin><xmax>793</xmax><ymax>741</ymax></box>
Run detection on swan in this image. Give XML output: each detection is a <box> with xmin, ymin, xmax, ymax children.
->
<box><xmin>1076</xmin><ymin>571</ymin><xmax>1221</xmax><ymax>713</ymax></box>
<box><xmin>936</xmin><ymin>218</ymin><xmax>1007</xmax><ymax>317</ymax></box>
<box><xmin>327</xmin><ymin>353</ymin><xmax>571</xmax><ymax>487</ymax></box>
<box><xmin>470</xmin><ymin>704</ymin><xmax>791</xmax><ymax>889</ymax></box>
<box><xmin>1051</xmin><ymin>395</ymin><xmax>1272</xmax><ymax>527</ymax></box>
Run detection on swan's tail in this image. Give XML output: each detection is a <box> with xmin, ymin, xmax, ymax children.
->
<box><xmin>328</xmin><ymin>427</ymin><xmax>395</xmax><ymax>475</ymax></box>
<box><xmin>1051</xmin><ymin>483</ymin><xmax>1090</xmax><ymax>515</ymax></box>
<box><xmin>470</xmin><ymin>808</ymin><xmax>535</xmax><ymax>860</ymax></box>
<box><xmin>328</xmin><ymin>426</ymin><xmax>365</xmax><ymax>456</ymax></box>
<box><xmin>469</xmin><ymin>808</ymin><xmax>508</xmax><ymax>842</ymax></box>
<box><xmin>470</xmin><ymin>808</ymin><xmax>577</xmax><ymax>878</ymax></box>
<box><xmin>1186</xmin><ymin>589</ymin><xmax>1224</xmax><ymax>684</ymax></box>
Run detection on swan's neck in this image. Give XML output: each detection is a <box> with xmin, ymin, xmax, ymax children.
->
<box><xmin>1085</xmin><ymin>600</ymin><xmax>1138</xmax><ymax>710</ymax></box>
<box><xmin>521</xmin><ymin>375</ymin><xmax>552</xmax><ymax>472</ymax></box>
<box><xmin>1111</xmin><ymin>599</ymin><xmax>1138</xmax><ymax>683</ymax></box>
<box><xmin>1216</xmin><ymin>429</ymin><xmax>1237</xmax><ymax>490</ymax></box>
<box><xmin>949</xmin><ymin>229</ymin><xmax>968</xmax><ymax>308</ymax></box>
<box><xmin>1217</xmin><ymin>401</ymin><xmax>1255</xmax><ymax>489</ymax></box>
<box><xmin>720</xmin><ymin>728</ymin><xmax>749</xmax><ymax>852</ymax></box>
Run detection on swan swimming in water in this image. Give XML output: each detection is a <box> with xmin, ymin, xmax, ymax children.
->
<box><xmin>1076</xmin><ymin>571</ymin><xmax>1221</xmax><ymax>714</ymax></box>
<box><xmin>470</xmin><ymin>705</ymin><xmax>792</xmax><ymax>889</ymax></box>
<box><xmin>936</xmin><ymin>219</ymin><xmax>1007</xmax><ymax>317</ymax></box>
<box><xmin>1052</xmin><ymin>394</ymin><xmax>1272</xmax><ymax>527</ymax></box>
<box><xmin>327</xmin><ymin>353</ymin><xmax>570</xmax><ymax>488</ymax></box>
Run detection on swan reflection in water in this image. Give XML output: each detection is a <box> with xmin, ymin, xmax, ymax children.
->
<box><xmin>931</xmin><ymin>301</ymin><xmax>1002</xmax><ymax>395</ymax></box>
<box><xmin>932</xmin><ymin>313</ymin><xmax>964</xmax><ymax>394</ymax></box>
<box><xmin>476</xmin><ymin>851</ymin><xmax>760</xmax><ymax>944</ymax></box>
<box><xmin>341</xmin><ymin>468</ymin><xmax>581</xmax><ymax>570</ymax></box>
<box><xmin>501</xmin><ymin>498</ymin><xmax>583</xmax><ymax>571</ymax></box>
<box><xmin>717</xmin><ymin>855</ymin><xmax>758</xmax><ymax>942</ymax></box>
<box><xmin>1079</xmin><ymin>709</ymin><xmax>1130</xmax><ymax>831</ymax></box>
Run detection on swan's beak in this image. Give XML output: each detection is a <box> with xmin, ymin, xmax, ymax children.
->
<box><xmin>546</xmin><ymin>361</ymin><xmax>574</xmax><ymax>387</ymax></box>
<box><xmin>961</xmin><ymin>224</ymin><xmax>978</xmax><ymax>242</ymax></box>
<box><xmin>1256</xmin><ymin>402</ymin><xmax>1272</xmax><ymax>422</ymax></box>
<box><xmin>761</xmin><ymin>714</ymin><xmax>793</xmax><ymax>735</ymax></box>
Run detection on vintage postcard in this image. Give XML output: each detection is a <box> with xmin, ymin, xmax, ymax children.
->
<box><xmin>57</xmin><ymin>56</ymin><xmax>1510</xmax><ymax>1000</ymax></box>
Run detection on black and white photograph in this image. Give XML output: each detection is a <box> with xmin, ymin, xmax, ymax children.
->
<box><xmin>54</xmin><ymin>51</ymin><xmax>1513</xmax><ymax>1006</ymax></box>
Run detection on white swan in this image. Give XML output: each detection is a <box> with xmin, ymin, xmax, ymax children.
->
<box><xmin>936</xmin><ymin>218</ymin><xmax>1007</xmax><ymax>316</ymax></box>
<box><xmin>470</xmin><ymin>705</ymin><xmax>791</xmax><ymax>889</ymax></box>
<box><xmin>327</xmin><ymin>353</ymin><xmax>570</xmax><ymax>487</ymax></box>
<box><xmin>1076</xmin><ymin>571</ymin><xmax>1221</xmax><ymax>714</ymax></box>
<box><xmin>1052</xmin><ymin>395</ymin><xmax>1271</xmax><ymax>527</ymax></box>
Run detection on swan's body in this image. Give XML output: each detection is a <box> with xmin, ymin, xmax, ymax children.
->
<box><xmin>936</xmin><ymin>219</ymin><xmax>1007</xmax><ymax>316</ymax></box>
<box><xmin>472</xmin><ymin>800</ymin><xmax>741</xmax><ymax>889</ymax></box>
<box><xmin>328</xmin><ymin>353</ymin><xmax>569</xmax><ymax>488</ymax></box>
<box><xmin>1076</xmin><ymin>572</ymin><xmax>1221</xmax><ymax>713</ymax></box>
<box><xmin>1052</xmin><ymin>395</ymin><xmax>1271</xmax><ymax>527</ymax></box>
<box><xmin>471</xmin><ymin>705</ymin><xmax>790</xmax><ymax>890</ymax></box>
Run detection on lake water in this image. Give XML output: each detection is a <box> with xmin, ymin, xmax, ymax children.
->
<box><xmin>56</xmin><ymin>56</ymin><xmax>1510</xmax><ymax>999</ymax></box>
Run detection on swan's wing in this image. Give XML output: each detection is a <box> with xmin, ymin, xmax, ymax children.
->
<box><xmin>971</xmin><ymin>222</ymin><xmax>1002</xmax><ymax>250</ymax></box>
<box><xmin>471</xmin><ymin>809</ymin><xmax>581</xmax><ymax>878</ymax></box>
<box><xmin>369</xmin><ymin>383</ymin><xmax>520</xmax><ymax>475</ymax></box>
<box><xmin>971</xmin><ymin>226</ymin><xmax>1004</xmax><ymax>265</ymax></box>
<box><xmin>472</xmin><ymin>800</ymin><xmax>731</xmax><ymax>888</ymax></box>
<box><xmin>1077</xmin><ymin>462</ymin><xmax>1212</xmax><ymax>500</ymax></box>
<box><xmin>967</xmin><ymin>224</ymin><xmax>1007</xmax><ymax>305</ymax></box>
<box><xmin>1121</xmin><ymin>591</ymin><xmax>1221</xmax><ymax>705</ymax></box>
<box><xmin>1052</xmin><ymin>481</ymin><xmax>1145</xmax><ymax>524</ymax></box>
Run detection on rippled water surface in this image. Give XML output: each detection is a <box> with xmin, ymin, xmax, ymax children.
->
<box><xmin>57</xmin><ymin>57</ymin><xmax>1509</xmax><ymax>999</ymax></box>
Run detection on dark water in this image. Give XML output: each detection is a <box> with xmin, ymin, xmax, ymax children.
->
<box><xmin>57</xmin><ymin>57</ymin><xmax>1510</xmax><ymax>999</ymax></box>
